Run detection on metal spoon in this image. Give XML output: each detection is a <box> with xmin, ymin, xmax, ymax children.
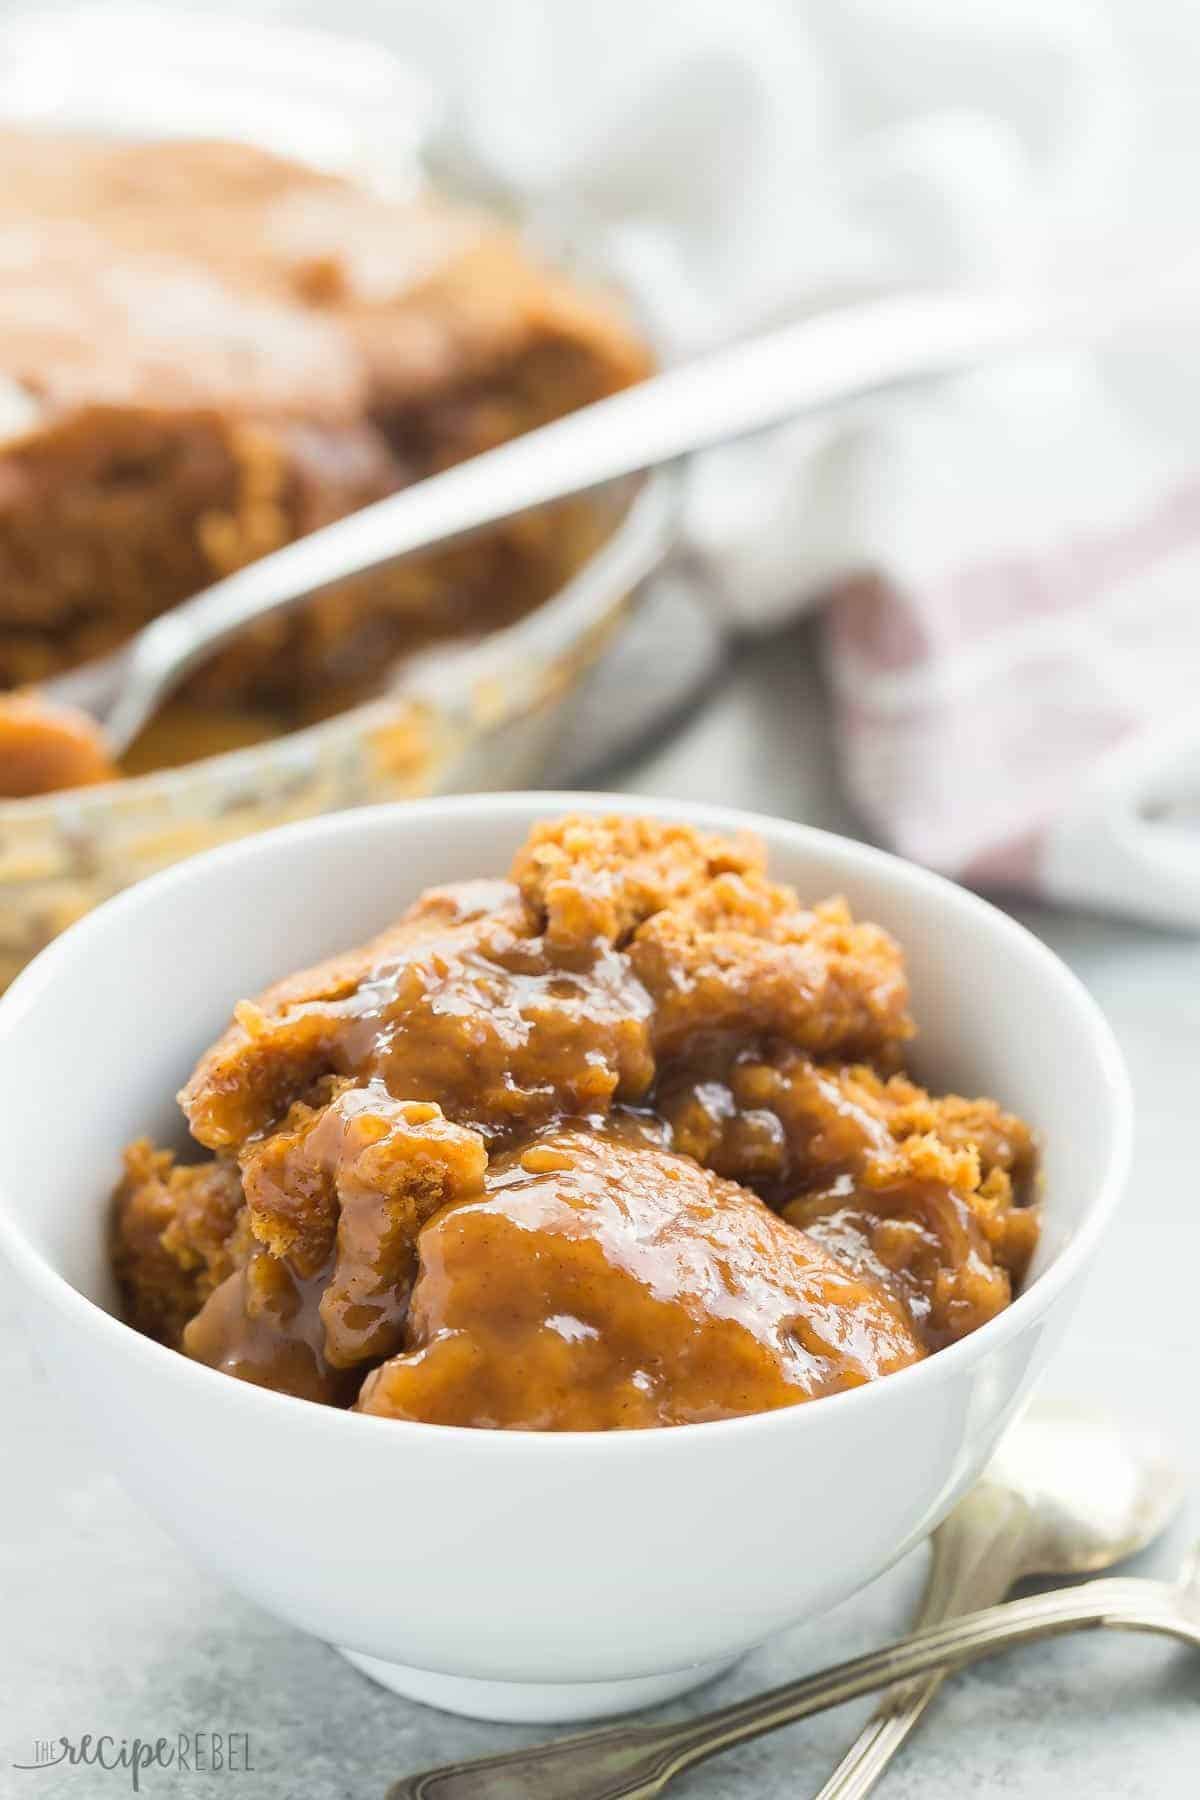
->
<box><xmin>39</xmin><ymin>270</ymin><xmax>1200</xmax><ymax>758</ymax></box>
<box><xmin>814</xmin><ymin>1400</ymin><xmax>1185</xmax><ymax>1799</ymax></box>
<box><xmin>388</xmin><ymin>1408</ymin><xmax>1186</xmax><ymax>1800</ymax></box>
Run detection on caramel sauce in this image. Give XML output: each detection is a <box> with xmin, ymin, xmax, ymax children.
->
<box><xmin>357</xmin><ymin>1129</ymin><xmax>924</xmax><ymax>1429</ymax></box>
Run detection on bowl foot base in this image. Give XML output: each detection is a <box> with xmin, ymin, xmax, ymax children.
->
<box><xmin>336</xmin><ymin>1647</ymin><xmax>740</xmax><ymax>1723</ymax></box>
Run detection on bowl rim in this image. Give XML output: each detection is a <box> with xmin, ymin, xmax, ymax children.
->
<box><xmin>0</xmin><ymin>789</ymin><xmax>1134</xmax><ymax>1452</ymax></box>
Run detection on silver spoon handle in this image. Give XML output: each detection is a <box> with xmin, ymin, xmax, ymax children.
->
<box><xmin>648</xmin><ymin>1579</ymin><xmax>1182</xmax><ymax>1793</ymax></box>
<box><xmin>813</xmin><ymin>1484</ymin><xmax>1038</xmax><ymax>1800</ymax></box>
<box><xmin>105</xmin><ymin>281</ymin><xmax>1136</xmax><ymax>752</ymax></box>
<box><xmin>391</xmin><ymin>1577</ymin><xmax>1186</xmax><ymax>1799</ymax></box>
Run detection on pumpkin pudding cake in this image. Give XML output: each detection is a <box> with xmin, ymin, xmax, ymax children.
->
<box><xmin>113</xmin><ymin>814</ymin><xmax>1040</xmax><ymax>1429</ymax></box>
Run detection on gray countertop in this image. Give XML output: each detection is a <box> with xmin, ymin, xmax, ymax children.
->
<box><xmin>4</xmin><ymin>619</ymin><xmax>1199</xmax><ymax>1798</ymax></box>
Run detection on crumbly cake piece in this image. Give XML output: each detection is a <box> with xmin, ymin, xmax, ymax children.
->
<box><xmin>179</xmin><ymin>879</ymin><xmax>656</xmax><ymax>1153</ymax></box>
<box><xmin>783</xmin><ymin>1131</ymin><xmax>1038</xmax><ymax>1348</ymax></box>
<box><xmin>240</xmin><ymin>1081</ymin><xmax>487</xmax><ymax>1368</ymax></box>
<box><xmin>111</xmin><ymin>1141</ymin><xmax>248</xmax><ymax>1346</ymax></box>
<box><xmin>630</xmin><ymin>880</ymin><xmax>912</xmax><ymax>1061</ymax></box>
<box><xmin>660</xmin><ymin>1043</ymin><xmax>1037</xmax><ymax>1345</ymax></box>
<box><xmin>512</xmin><ymin>813</ymin><xmax>765</xmax><ymax>952</ymax></box>
<box><xmin>173</xmin><ymin>1083</ymin><xmax>487</xmax><ymax>1400</ymax></box>
<box><xmin>660</xmin><ymin>1046</ymin><xmax>1034</xmax><ymax>1196</ymax></box>
<box><xmin>179</xmin><ymin>827</ymin><xmax>910</xmax><ymax>1156</ymax></box>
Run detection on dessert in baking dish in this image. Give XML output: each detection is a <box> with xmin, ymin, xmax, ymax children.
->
<box><xmin>0</xmin><ymin>135</ymin><xmax>649</xmax><ymax>794</ymax></box>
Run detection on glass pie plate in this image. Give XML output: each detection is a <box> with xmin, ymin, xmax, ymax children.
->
<box><xmin>0</xmin><ymin>9</ymin><xmax>675</xmax><ymax>985</ymax></box>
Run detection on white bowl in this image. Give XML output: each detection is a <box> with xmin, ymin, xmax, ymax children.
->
<box><xmin>0</xmin><ymin>793</ymin><xmax>1131</xmax><ymax>1723</ymax></box>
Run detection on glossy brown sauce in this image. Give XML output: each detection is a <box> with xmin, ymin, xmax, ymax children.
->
<box><xmin>358</xmin><ymin>1129</ymin><xmax>924</xmax><ymax>1429</ymax></box>
<box><xmin>111</xmin><ymin>814</ymin><xmax>1039</xmax><ymax>1428</ymax></box>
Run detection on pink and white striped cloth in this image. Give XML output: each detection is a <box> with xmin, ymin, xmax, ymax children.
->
<box><xmin>824</xmin><ymin>465</ymin><xmax>1200</xmax><ymax>927</ymax></box>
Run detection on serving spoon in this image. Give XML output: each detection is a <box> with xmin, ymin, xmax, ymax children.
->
<box><xmin>38</xmin><ymin>268</ymin><xmax>1200</xmax><ymax>759</ymax></box>
<box><xmin>387</xmin><ymin>1405</ymin><xmax>1186</xmax><ymax>1800</ymax></box>
<box><xmin>814</xmin><ymin>1401</ymin><xmax>1184</xmax><ymax>1799</ymax></box>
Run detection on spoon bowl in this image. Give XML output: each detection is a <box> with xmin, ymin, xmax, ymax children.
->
<box><xmin>985</xmin><ymin>1401</ymin><xmax>1185</xmax><ymax>1578</ymax></box>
